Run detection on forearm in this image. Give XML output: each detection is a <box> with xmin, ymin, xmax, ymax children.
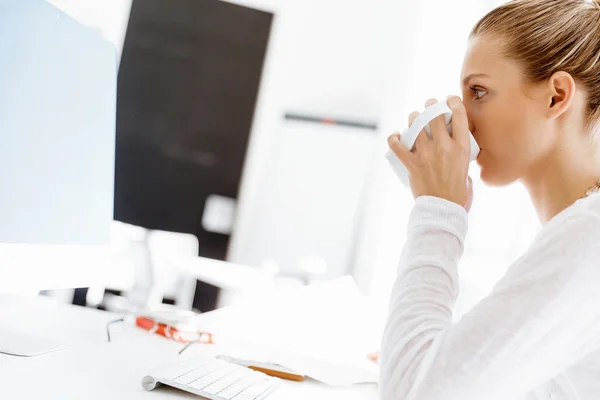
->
<box><xmin>380</xmin><ymin>196</ymin><xmax>467</xmax><ymax>400</ymax></box>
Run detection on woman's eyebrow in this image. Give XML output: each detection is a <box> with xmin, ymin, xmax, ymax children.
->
<box><xmin>462</xmin><ymin>73</ymin><xmax>490</xmax><ymax>86</ymax></box>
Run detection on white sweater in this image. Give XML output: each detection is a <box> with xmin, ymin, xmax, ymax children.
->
<box><xmin>380</xmin><ymin>193</ymin><xmax>600</xmax><ymax>400</ymax></box>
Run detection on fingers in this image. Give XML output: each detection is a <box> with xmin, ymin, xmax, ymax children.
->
<box><xmin>408</xmin><ymin>111</ymin><xmax>419</xmax><ymax>126</ymax></box>
<box><xmin>367</xmin><ymin>352</ymin><xmax>379</xmax><ymax>364</ymax></box>
<box><xmin>387</xmin><ymin>131</ymin><xmax>414</xmax><ymax>166</ymax></box>
<box><xmin>410</xmin><ymin>109</ymin><xmax>430</xmax><ymax>152</ymax></box>
<box><xmin>465</xmin><ymin>175</ymin><xmax>474</xmax><ymax>212</ymax></box>
<box><xmin>407</xmin><ymin>111</ymin><xmax>421</xmax><ymax>152</ymax></box>
<box><xmin>447</xmin><ymin>95</ymin><xmax>470</xmax><ymax>150</ymax></box>
<box><xmin>401</xmin><ymin>96</ymin><xmax>465</xmax><ymax>161</ymax></box>
<box><xmin>424</xmin><ymin>98</ymin><xmax>449</xmax><ymax>142</ymax></box>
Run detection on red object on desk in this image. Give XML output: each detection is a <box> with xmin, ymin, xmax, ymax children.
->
<box><xmin>135</xmin><ymin>316</ymin><xmax>214</xmax><ymax>344</ymax></box>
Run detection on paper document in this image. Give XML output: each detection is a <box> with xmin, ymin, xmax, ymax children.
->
<box><xmin>204</xmin><ymin>276</ymin><xmax>385</xmax><ymax>386</ymax></box>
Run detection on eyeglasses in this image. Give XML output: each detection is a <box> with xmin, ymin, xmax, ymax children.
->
<box><xmin>105</xmin><ymin>315</ymin><xmax>214</xmax><ymax>355</ymax></box>
<box><xmin>106</xmin><ymin>317</ymin><xmax>125</xmax><ymax>343</ymax></box>
<box><xmin>177</xmin><ymin>332</ymin><xmax>214</xmax><ymax>354</ymax></box>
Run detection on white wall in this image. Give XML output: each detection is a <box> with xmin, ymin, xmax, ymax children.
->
<box><xmin>227</xmin><ymin>0</ymin><xmax>424</xmax><ymax>278</ymax></box>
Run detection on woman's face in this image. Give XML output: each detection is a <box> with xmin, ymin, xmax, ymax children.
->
<box><xmin>460</xmin><ymin>35</ymin><xmax>557</xmax><ymax>186</ymax></box>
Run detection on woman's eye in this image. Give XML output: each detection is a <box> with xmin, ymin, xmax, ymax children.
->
<box><xmin>472</xmin><ymin>88</ymin><xmax>487</xmax><ymax>100</ymax></box>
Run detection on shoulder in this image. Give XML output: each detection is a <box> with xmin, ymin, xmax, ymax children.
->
<box><xmin>534</xmin><ymin>193</ymin><xmax>600</xmax><ymax>246</ymax></box>
<box><xmin>516</xmin><ymin>194</ymin><xmax>600</xmax><ymax>279</ymax></box>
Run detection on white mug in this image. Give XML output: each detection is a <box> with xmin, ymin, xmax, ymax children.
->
<box><xmin>385</xmin><ymin>100</ymin><xmax>480</xmax><ymax>187</ymax></box>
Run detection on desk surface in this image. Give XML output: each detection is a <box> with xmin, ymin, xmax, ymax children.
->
<box><xmin>0</xmin><ymin>295</ymin><xmax>378</xmax><ymax>400</ymax></box>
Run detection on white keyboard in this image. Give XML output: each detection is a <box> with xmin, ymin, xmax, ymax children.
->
<box><xmin>141</xmin><ymin>357</ymin><xmax>281</xmax><ymax>400</ymax></box>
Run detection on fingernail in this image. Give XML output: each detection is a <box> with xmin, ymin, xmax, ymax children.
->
<box><xmin>425</xmin><ymin>98</ymin><xmax>437</xmax><ymax>107</ymax></box>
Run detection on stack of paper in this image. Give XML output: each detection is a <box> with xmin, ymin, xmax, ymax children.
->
<box><xmin>200</xmin><ymin>276</ymin><xmax>385</xmax><ymax>386</ymax></box>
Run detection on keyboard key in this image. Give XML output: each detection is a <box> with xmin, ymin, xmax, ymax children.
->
<box><xmin>202</xmin><ymin>368</ymin><xmax>248</xmax><ymax>394</ymax></box>
<box><xmin>187</xmin><ymin>378</ymin><xmax>213</xmax><ymax>391</ymax></box>
<box><xmin>218</xmin><ymin>369</ymin><xmax>248</xmax><ymax>385</ymax></box>
<box><xmin>239</xmin><ymin>383</ymin><xmax>270</xmax><ymax>399</ymax></box>
<box><xmin>232</xmin><ymin>393</ymin><xmax>259</xmax><ymax>400</ymax></box>
<box><xmin>217</xmin><ymin>388</ymin><xmax>242</xmax><ymax>400</ymax></box>
<box><xmin>203</xmin><ymin>384</ymin><xmax>229</xmax><ymax>395</ymax></box>
<box><xmin>201</xmin><ymin>364</ymin><xmax>238</xmax><ymax>381</ymax></box>
<box><xmin>160</xmin><ymin>359</ymin><xmax>202</xmax><ymax>380</ymax></box>
<box><xmin>228</xmin><ymin>375</ymin><xmax>261</xmax><ymax>391</ymax></box>
<box><xmin>255</xmin><ymin>387</ymin><xmax>277</xmax><ymax>400</ymax></box>
<box><xmin>175</xmin><ymin>363</ymin><xmax>227</xmax><ymax>385</ymax></box>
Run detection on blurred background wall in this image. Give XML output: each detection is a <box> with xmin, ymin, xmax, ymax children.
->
<box><xmin>44</xmin><ymin>0</ymin><xmax>539</xmax><ymax>317</ymax></box>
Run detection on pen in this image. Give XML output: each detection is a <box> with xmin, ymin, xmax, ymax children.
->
<box><xmin>216</xmin><ymin>355</ymin><xmax>305</xmax><ymax>382</ymax></box>
<box><xmin>247</xmin><ymin>365</ymin><xmax>305</xmax><ymax>382</ymax></box>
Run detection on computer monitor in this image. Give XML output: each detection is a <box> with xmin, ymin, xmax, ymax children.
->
<box><xmin>0</xmin><ymin>0</ymin><xmax>117</xmax><ymax>292</ymax></box>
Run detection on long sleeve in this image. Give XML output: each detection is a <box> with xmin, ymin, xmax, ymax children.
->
<box><xmin>379</xmin><ymin>195</ymin><xmax>600</xmax><ymax>400</ymax></box>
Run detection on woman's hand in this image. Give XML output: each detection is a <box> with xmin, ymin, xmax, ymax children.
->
<box><xmin>387</xmin><ymin>96</ymin><xmax>473</xmax><ymax>211</ymax></box>
<box><xmin>367</xmin><ymin>351</ymin><xmax>379</xmax><ymax>364</ymax></box>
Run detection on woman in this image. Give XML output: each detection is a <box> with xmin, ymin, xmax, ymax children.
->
<box><xmin>382</xmin><ymin>0</ymin><xmax>600</xmax><ymax>399</ymax></box>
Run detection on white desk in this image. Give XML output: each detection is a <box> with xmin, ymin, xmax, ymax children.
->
<box><xmin>0</xmin><ymin>295</ymin><xmax>379</xmax><ymax>399</ymax></box>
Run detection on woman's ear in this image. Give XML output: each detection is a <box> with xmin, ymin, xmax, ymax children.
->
<box><xmin>546</xmin><ymin>71</ymin><xmax>576</xmax><ymax>119</ymax></box>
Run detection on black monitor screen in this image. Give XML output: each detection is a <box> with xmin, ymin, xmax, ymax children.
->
<box><xmin>115</xmin><ymin>0</ymin><xmax>272</xmax><ymax>260</ymax></box>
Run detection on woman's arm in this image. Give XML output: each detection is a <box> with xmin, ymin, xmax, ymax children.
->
<box><xmin>380</xmin><ymin>196</ymin><xmax>600</xmax><ymax>400</ymax></box>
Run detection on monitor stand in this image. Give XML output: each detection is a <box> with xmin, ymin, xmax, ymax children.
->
<box><xmin>0</xmin><ymin>329</ymin><xmax>65</xmax><ymax>357</ymax></box>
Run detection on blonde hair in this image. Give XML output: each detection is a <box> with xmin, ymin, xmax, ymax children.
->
<box><xmin>471</xmin><ymin>0</ymin><xmax>600</xmax><ymax>135</ymax></box>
